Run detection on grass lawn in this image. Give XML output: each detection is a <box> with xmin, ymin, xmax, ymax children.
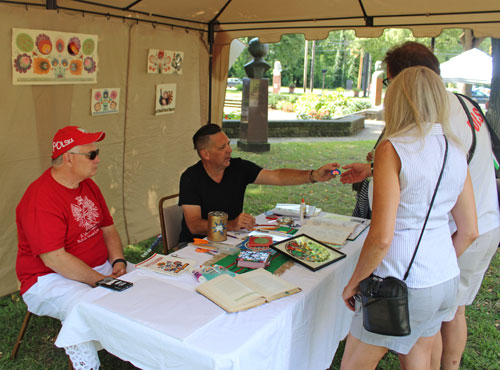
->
<box><xmin>1</xmin><ymin>140</ymin><xmax>498</xmax><ymax>370</ymax></box>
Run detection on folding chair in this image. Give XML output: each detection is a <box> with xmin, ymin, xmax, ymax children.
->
<box><xmin>11</xmin><ymin>309</ymin><xmax>73</xmax><ymax>369</ymax></box>
<box><xmin>11</xmin><ymin>310</ymin><xmax>32</xmax><ymax>360</ymax></box>
<box><xmin>158</xmin><ymin>194</ymin><xmax>183</xmax><ymax>254</ymax></box>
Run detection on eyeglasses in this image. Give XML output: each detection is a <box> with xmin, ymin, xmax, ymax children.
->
<box><xmin>69</xmin><ymin>149</ymin><xmax>100</xmax><ymax>160</ymax></box>
<box><xmin>382</xmin><ymin>77</ymin><xmax>391</xmax><ymax>87</ymax></box>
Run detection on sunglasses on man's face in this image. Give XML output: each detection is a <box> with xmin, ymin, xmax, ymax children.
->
<box><xmin>382</xmin><ymin>77</ymin><xmax>391</xmax><ymax>87</ymax></box>
<box><xmin>69</xmin><ymin>149</ymin><xmax>100</xmax><ymax>160</ymax></box>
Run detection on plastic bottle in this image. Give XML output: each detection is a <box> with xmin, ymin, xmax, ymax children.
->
<box><xmin>300</xmin><ymin>198</ymin><xmax>306</xmax><ymax>224</ymax></box>
<box><xmin>192</xmin><ymin>268</ymin><xmax>207</xmax><ymax>283</ymax></box>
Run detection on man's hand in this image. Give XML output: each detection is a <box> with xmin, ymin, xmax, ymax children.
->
<box><xmin>227</xmin><ymin>212</ymin><xmax>255</xmax><ymax>231</ymax></box>
<box><xmin>111</xmin><ymin>261</ymin><xmax>127</xmax><ymax>278</ymax></box>
<box><xmin>40</xmin><ymin>248</ymin><xmax>107</xmax><ymax>287</ymax></box>
<box><xmin>312</xmin><ymin>162</ymin><xmax>341</xmax><ymax>182</ymax></box>
<box><xmin>340</xmin><ymin>163</ymin><xmax>372</xmax><ymax>184</ymax></box>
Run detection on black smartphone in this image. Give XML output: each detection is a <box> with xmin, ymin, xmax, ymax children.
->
<box><xmin>95</xmin><ymin>277</ymin><xmax>133</xmax><ymax>291</ymax></box>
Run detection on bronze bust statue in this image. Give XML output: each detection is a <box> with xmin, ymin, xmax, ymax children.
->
<box><xmin>244</xmin><ymin>38</ymin><xmax>271</xmax><ymax>78</ymax></box>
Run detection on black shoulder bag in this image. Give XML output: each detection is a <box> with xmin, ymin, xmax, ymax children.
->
<box><xmin>358</xmin><ymin>136</ymin><xmax>448</xmax><ymax>337</ymax></box>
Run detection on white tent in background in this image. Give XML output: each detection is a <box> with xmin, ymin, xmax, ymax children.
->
<box><xmin>228</xmin><ymin>39</ymin><xmax>247</xmax><ymax>70</ymax></box>
<box><xmin>440</xmin><ymin>48</ymin><xmax>493</xmax><ymax>85</ymax></box>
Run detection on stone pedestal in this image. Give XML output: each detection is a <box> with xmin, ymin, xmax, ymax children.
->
<box><xmin>272</xmin><ymin>74</ymin><xmax>281</xmax><ymax>94</ymax></box>
<box><xmin>272</xmin><ymin>60</ymin><xmax>282</xmax><ymax>94</ymax></box>
<box><xmin>237</xmin><ymin>78</ymin><xmax>270</xmax><ymax>152</ymax></box>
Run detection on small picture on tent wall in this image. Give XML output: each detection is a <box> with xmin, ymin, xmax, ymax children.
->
<box><xmin>155</xmin><ymin>83</ymin><xmax>176</xmax><ymax>115</ymax></box>
<box><xmin>91</xmin><ymin>88</ymin><xmax>120</xmax><ymax>116</ymax></box>
<box><xmin>147</xmin><ymin>49</ymin><xmax>183</xmax><ymax>74</ymax></box>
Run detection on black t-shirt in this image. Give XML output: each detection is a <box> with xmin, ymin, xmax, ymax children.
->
<box><xmin>178</xmin><ymin>158</ymin><xmax>262</xmax><ymax>242</ymax></box>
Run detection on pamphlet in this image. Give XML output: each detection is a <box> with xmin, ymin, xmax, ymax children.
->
<box><xmin>135</xmin><ymin>253</ymin><xmax>195</xmax><ymax>277</ymax></box>
<box><xmin>193</xmin><ymin>264</ymin><xmax>236</xmax><ymax>282</ymax></box>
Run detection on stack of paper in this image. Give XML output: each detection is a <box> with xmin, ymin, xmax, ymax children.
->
<box><xmin>297</xmin><ymin>216</ymin><xmax>359</xmax><ymax>245</ymax></box>
<box><xmin>271</xmin><ymin>203</ymin><xmax>316</xmax><ymax>217</ymax></box>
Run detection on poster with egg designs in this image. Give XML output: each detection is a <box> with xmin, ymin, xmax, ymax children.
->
<box><xmin>12</xmin><ymin>28</ymin><xmax>98</xmax><ymax>85</ymax></box>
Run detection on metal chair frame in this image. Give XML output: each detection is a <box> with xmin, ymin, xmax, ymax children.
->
<box><xmin>158</xmin><ymin>193</ymin><xmax>182</xmax><ymax>254</ymax></box>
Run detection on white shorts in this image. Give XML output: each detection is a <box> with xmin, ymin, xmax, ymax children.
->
<box><xmin>22</xmin><ymin>261</ymin><xmax>112</xmax><ymax>322</ymax></box>
<box><xmin>456</xmin><ymin>226</ymin><xmax>500</xmax><ymax>306</ymax></box>
<box><xmin>350</xmin><ymin>275</ymin><xmax>459</xmax><ymax>355</ymax></box>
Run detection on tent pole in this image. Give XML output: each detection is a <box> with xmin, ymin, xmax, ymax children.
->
<box><xmin>207</xmin><ymin>0</ymin><xmax>232</xmax><ymax>124</ymax></box>
<box><xmin>208</xmin><ymin>21</ymin><xmax>214</xmax><ymax>124</ymax></box>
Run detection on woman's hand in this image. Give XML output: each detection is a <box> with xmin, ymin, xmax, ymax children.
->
<box><xmin>340</xmin><ymin>163</ymin><xmax>372</xmax><ymax>184</ymax></box>
<box><xmin>342</xmin><ymin>282</ymin><xmax>359</xmax><ymax>311</ymax></box>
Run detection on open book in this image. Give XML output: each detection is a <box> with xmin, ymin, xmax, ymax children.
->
<box><xmin>196</xmin><ymin>268</ymin><xmax>301</xmax><ymax>313</ymax></box>
<box><xmin>297</xmin><ymin>214</ymin><xmax>366</xmax><ymax>245</ymax></box>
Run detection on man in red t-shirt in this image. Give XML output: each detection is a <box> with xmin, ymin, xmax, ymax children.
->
<box><xmin>16</xmin><ymin>126</ymin><xmax>127</xmax><ymax>368</ymax></box>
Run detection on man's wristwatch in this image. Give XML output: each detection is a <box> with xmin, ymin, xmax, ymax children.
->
<box><xmin>111</xmin><ymin>258</ymin><xmax>127</xmax><ymax>268</ymax></box>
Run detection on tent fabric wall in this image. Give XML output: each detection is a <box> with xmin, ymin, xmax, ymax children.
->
<box><xmin>122</xmin><ymin>24</ymin><xmax>207</xmax><ymax>242</ymax></box>
<box><xmin>211</xmin><ymin>40</ymin><xmax>231</xmax><ymax>124</ymax></box>
<box><xmin>0</xmin><ymin>5</ymin><xmax>208</xmax><ymax>296</ymax></box>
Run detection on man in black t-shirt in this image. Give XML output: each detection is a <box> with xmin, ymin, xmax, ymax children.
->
<box><xmin>178</xmin><ymin>124</ymin><xmax>340</xmax><ymax>242</ymax></box>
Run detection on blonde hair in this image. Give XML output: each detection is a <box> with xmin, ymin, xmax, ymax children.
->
<box><xmin>381</xmin><ymin>66</ymin><xmax>459</xmax><ymax>146</ymax></box>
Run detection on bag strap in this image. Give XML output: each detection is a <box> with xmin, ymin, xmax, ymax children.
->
<box><xmin>455</xmin><ymin>93</ymin><xmax>500</xmax><ymax>169</ymax></box>
<box><xmin>454</xmin><ymin>93</ymin><xmax>476</xmax><ymax>164</ymax></box>
<box><xmin>403</xmin><ymin>136</ymin><xmax>448</xmax><ymax>281</ymax></box>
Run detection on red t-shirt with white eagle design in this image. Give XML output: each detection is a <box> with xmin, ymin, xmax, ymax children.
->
<box><xmin>16</xmin><ymin>168</ymin><xmax>113</xmax><ymax>295</ymax></box>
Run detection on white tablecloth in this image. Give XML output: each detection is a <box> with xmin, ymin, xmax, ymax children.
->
<box><xmin>56</xmin><ymin>227</ymin><xmax>366</xmax><ymax>370</ymax></box>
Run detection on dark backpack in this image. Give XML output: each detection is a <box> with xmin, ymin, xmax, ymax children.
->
<box><xmin>455</xmin><ymin>93</ymin><xmax>500</xmax><ymax>204</ymax></box>
<box><xmin>455</xmin><ymin>93</ymin><xmax>500</xmax><ymax>168</ymax></box>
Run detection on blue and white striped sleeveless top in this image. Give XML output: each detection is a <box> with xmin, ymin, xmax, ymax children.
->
<box><xmin>372</xmin><ymin>124</ymin><xmax>467</xmax><ymax>288</ymax></box>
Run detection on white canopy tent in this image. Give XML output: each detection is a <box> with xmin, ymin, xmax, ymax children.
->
<box><xmin>441</xmin><ymin>48</ymin><xmax>493</xmax><ymax>85</ymax></box>
<box><xmin>1</xmin><ymin>0</ymin><xmax>500</xmax><ymax>296</ymax></box>
<box><xmin>229</xmin><ymin>39</ymin><xmax>247</xmax><ymax>70</ymax></box>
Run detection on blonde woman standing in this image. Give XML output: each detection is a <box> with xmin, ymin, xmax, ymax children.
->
<box><xmin>340</xmin><ymin>67</ymin><xmax>478</xmax><ymax>370</ymax></box>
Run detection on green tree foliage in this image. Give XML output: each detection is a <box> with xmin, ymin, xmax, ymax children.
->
<box><xmin>266</xmin><ymin>34</ymin><xmax>306</xmax><ymax>86</ymax></box>
<box><xmin>332</xmin><ymin>31</ymin><xmax>348</xmax><ymax>88</ymax></box>
<box><xmin>433</xmin><ymin>29</ymin><xmax>491</xmax><ymax>62</ymax></box>
<box><xmin>229</xmin><ymin>29</ymin><xmax>492</xmax><ymax>90</ymax></box>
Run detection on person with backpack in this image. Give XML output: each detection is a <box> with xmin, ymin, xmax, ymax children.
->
<box><xmin>340</xmin><ymin>41</ymin><xmax>500</xmax><ymax>370</ymax></box>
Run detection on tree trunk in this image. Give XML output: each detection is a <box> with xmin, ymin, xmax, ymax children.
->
<box><xmin>486</xmin><ymin>38</ymin><xmax>500</xmax><ymax>136</ymax></box>
<box><xmin>310</xmin><ymin>40</ymin><xmax>316</xmax><ymax>92</ymax></box>
<box><xmin>303</xmin><ymin>40</ymin><xmax>308</xmax><ymax>93</ymax></box>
